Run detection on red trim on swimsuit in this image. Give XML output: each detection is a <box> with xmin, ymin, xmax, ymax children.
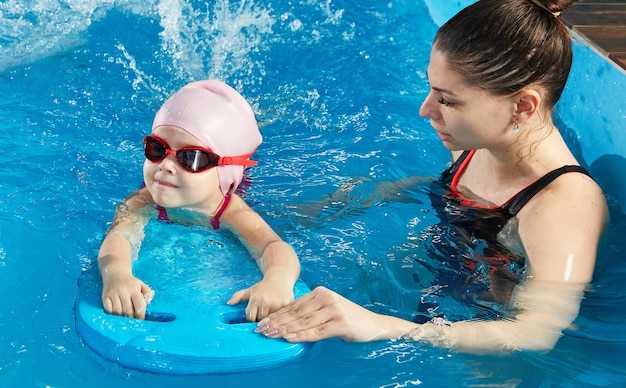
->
<box><xmin>448</xmin><ymin>150</ymin><xmax>591</xmax><ymax>214</ymax></box>
<box><xmin>449</xmin><ymin>150</ymin><xmax>504</xmax><ymax>209</ymax></box>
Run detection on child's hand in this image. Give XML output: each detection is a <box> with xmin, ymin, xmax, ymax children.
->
<box><xmin>227</xmin><ymin>279</ymin><xmax>295</xmax><ymax>322</ymax></box>
<box><xmin>101</xmin><ymin>272</ymin><xmax>155</xmax><ymax>320</ymax></box>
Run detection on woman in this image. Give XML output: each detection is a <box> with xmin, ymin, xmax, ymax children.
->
<box><xmin>255</xmin><ymin>0</ymin><xmax>608</xmax><ymax>354</ymax></box>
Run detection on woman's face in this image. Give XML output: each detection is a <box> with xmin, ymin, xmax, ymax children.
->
<box><xmin>419</xmin><ymin>48</ymin><xmax>516</xmax><ymax>151</ymax></box>
<box><xmin>143</xmin><ymin>125</ymin><xmax>223</xmax><ymax>211</ymax></box>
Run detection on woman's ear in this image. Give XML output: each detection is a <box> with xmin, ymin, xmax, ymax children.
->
<box><xmin>514</xmin><ymin>89</ymin><xmax>542</xmax><ymax>124</ymax></box>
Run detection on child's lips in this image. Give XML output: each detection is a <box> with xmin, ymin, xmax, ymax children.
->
<box><xmin>155</xmin><ymin>179</ymin><xmax>178</xmax><ymax>188</ymax></box>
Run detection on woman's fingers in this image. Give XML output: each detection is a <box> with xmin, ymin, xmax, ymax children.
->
<box><xmin>282</xmin><ymin>320</ymin><xmax>352</xmax><ymax>342</ymax></box>
<box><xmin>273</xmin><ymin>310</ymin><xmax>339</xmax><ymax>342</ymax></box>
<box><xmin>256</xmin><ymin>289</ymin><xmax>321</xmax><ymax>327</ymax></box>
<box><xmin>255</xmin><ymin>286</ymin><xmax>391</xmax><ymax>342</ymax></box>
<box><xmin>255</xmin><ymin>286</ymin><xmax>342</xmax><ymax>341</ymax></box>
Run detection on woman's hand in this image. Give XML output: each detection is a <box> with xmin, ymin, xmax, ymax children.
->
<box><xmin>101</xmin><ymin>271</ymin><xmax>155</xmax><ymax>320</ymax></box>
<box><xmin>254</xmin><ymin>286</ymin><xmax>411</xmax><ymax>342</ymax></box>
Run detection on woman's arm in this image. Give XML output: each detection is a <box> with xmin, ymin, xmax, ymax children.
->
<box><xmin>409</xmin><ymin>279</ymin><xmax>587</xmax><ymax>354</ymax></box>
<box><xmin>98</xmin><ymin>188</ymin><xmax>154</xmax><ymax>319</ymax></box>
<box><xmin>293</xmin><ymin>176</ymin><xmax>433</xmax><ymax>227</ymax></box>
<box><xmin>223</xmin><ymin>194</ymin><xmax>301</xmax><ymax>321</ymax></box>
<box><xmin>256</xmin><ymin>173</ymin><xmax>608</xmax><ymax>354</ymax></box>
<box><xmin>254</xmin><ymin>278</ymin><xmax>585</xmax><ymax>354</ymax></box>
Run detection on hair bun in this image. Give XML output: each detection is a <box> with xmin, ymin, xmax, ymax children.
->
<box><xmin>532</xmin><ymin>0</ymin><xmax>575</xmax><ymax>15</ymax></box>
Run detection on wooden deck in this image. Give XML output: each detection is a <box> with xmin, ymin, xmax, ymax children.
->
<box><xmin>560</xmin><ymin>0</ymin><xmax>626</xmax><ymax>71</ymax></box>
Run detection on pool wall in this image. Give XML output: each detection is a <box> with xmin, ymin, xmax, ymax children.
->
<box><xmin>424</xmin><ymin>0</ymin><xmax>626</xmax><ymax>214</ymax></box>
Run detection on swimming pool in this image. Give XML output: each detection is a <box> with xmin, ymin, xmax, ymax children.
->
<box><xmin>1</xmin><ymin>0</ymin><xmax>625</xmax><ymax>386</ymax></box>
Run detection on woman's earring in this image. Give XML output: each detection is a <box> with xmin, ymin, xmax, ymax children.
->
<box><xmin>512</xmin><ymin>122</ymin><xmax>520</xmax><ymax>133</ymax></box>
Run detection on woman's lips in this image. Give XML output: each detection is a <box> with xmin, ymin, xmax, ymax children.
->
<box><xmin>436</xmin><ymin>130</ymin><xmax>451</xmax><ymax>142</ymax></box>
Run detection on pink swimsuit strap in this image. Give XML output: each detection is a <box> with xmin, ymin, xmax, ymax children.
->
<box><xmin>210</xmin><ymin>193</ymin><xmax>232</xmax><ymax>230</ymax></box>
<box><xmin>155</xmin><ymin>193</ymin><xmax>232</xmax><ymax>230</ymax></box>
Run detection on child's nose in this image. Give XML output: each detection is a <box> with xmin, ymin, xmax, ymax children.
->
<box><xmin>158</xmin><ymin>154</ymin><xmax>178</xmax><ymax>173</ymax></box>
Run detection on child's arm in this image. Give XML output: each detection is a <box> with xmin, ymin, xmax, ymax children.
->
<box><xmin>98</xmin><ymin>189</ymin><xmax>155</xmax><ymax>319</ymax></box>
<box><xmin>222</xmin><ymin>195</ymin><xmax>301</xmax><ymax>322</ymax></box>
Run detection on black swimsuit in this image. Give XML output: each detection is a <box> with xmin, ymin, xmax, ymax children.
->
<box><xmin>414</xmin><ymin>150</ymin><xmax>590</xmax><ymax>322</ymax></box>
<box><xmin>440</xmin><ymin>150</ymin><xmax>590</xmax><ymax>231</ymax></box>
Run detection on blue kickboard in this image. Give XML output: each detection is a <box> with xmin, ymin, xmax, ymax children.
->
<box><xmin>75</xmin><ymin>223</ymin><xmax>310</xmax><ymax>375</ymax></box>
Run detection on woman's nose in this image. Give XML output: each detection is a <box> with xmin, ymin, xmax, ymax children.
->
<box><xmin>419</xmin><ymin>91</ymin><xmax>438</xmax><ymax>119</ymax></box>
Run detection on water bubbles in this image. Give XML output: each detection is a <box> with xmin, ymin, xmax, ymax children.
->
<box><xmin>289</xmin><ymin>18</ymin><xmax>303</xmax><ymax>32</ymax></box>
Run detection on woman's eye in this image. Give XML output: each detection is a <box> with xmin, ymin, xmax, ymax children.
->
<box><xmin>437</xmin><ymin>96</ymin><xmax>454</xmax><ymax>107</ymax></box>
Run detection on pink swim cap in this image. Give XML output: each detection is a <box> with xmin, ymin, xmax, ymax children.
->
<box><xmin>152</xmin><ymin>80</ymin><xmax>262</xmax><ymax>196</ymax></box>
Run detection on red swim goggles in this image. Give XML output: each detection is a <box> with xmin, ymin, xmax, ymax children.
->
<box><xmin>143</xmin><ymin>135</ymin><xmax>257</xmax><ymax>173</ymax></box>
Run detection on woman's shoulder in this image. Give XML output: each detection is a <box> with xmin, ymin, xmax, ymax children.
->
<box><xmin>548</xmin><ymin>165</ymin><xmax>605</xmax><ymax>199</ymax></box>
<box><xmin>520</xmin><ymin>166</ymin><xmax>608</xmax><ymax>224</ymax></box>
<box><xmin>523</xmin><ymin>136</ymin><xmax>605</xmax><ymax>214</ymax></box>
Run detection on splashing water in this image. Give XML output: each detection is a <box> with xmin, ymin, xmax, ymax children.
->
<box><xmin>1</xmin><ymin>0</ymin><xmax>274</xmax><ymax>86</ymax></box>
<box><xmin>158</xmin><ymin>0</ymin><xmax>273</xmax><ymax>83</ymax></box>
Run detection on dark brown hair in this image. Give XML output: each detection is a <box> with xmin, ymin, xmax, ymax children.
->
<box><xmin>434</xmin><ymin>0</ymin><xmax>575</xmax><ymax>110</ymax></box>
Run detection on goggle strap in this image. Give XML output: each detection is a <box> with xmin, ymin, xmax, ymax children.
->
<box><xmin>219</xmin><ymin>152</ymin><xmax>258</xmax><ymax>167</ymax></box>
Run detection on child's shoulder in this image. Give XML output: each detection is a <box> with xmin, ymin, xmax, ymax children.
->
<box><xmin>124</xmin><ymin>187</ymin><xmax>155</xmax><ymax>211</ymax></box>
<box><xmin>221</xmin><ymin>194</ymin><xmax>262</xmax><ymax>228</ymax></box>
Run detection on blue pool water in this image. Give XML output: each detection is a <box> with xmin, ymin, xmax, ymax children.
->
<box><xmin>1</xmin><ymin>0</ymin><xmax>625</xmax><ymax>386</ymax></box>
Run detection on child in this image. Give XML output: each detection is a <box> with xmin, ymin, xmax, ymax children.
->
<box><xmin>97</xmin><ymin>80</ymin><xmax>300</xmax><ymax>322</ymax></box>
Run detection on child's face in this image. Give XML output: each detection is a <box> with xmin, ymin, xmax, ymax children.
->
<box><xmin>143</xmin><ymin>125</ymin><xmax>223</xmax><ymax>211</ymax></box>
